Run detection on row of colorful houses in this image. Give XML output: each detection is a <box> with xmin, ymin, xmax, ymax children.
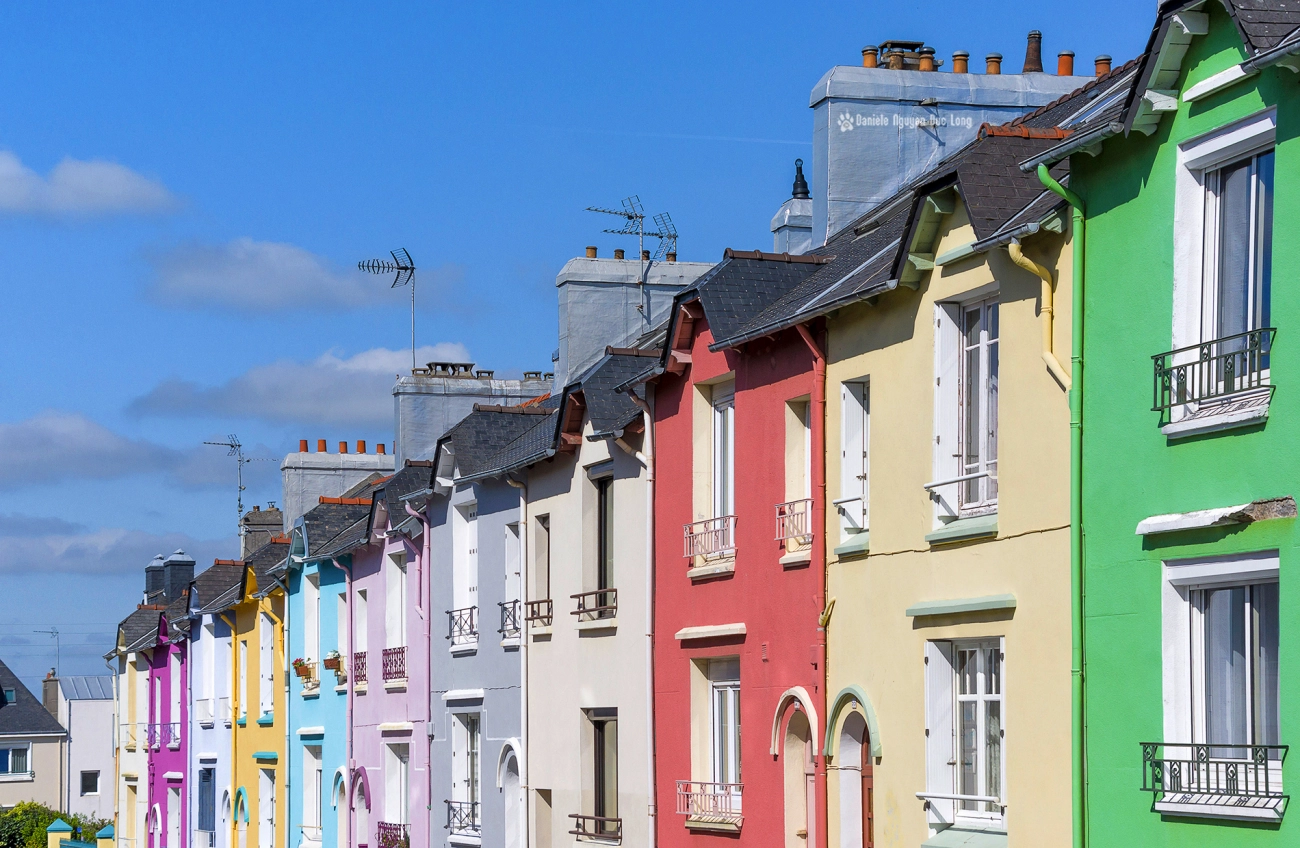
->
<box><xmin>104</xmin><ymin>3</ymin><xmax>1300</xmax><ymax>847</ymax></box>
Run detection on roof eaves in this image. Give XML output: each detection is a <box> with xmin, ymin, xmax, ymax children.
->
<box><xmin>1018</xmin><ymin>121</ymin><xmax>1127</xmax><ymax>172</ymax></box>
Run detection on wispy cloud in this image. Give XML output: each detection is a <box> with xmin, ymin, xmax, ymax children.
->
<box><xmin>129</xmin><ymin>343</ymin><xmax>471</xmax><ymax>428</ymax></box>
<box><xmin>0</xmin><ymin>520</ymin><xmax>230</xmax><ymax>575</ymax></box>
<box><xmin>144</xmin><ymin>237</ymin><xmax>465</xmax><ymax>313</ymax></box>
<box><xmin>0</xmin><ymin>411</ymin><xmax>278</xmax><ymax>490</ymax></box>
<box><xmin>0</xmin><ymin>151</ymin><xmax>176</xmax><ymax>217</ymax></box>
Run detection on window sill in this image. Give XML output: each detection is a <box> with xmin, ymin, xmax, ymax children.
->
<box><xmin>530</xmin><ymin>626</ymin><xmax>553</xmax><ymax>639</ymax></box>
<box><xmin>1162</xmin><ymin>393</ymin><xmax>1270</xmax><ymax>439</ymax></box>
<box><xmin>448</xmin><ymin>834</ymin><xmax>481</xmax><ymax>847</ymax></box>
<box><xmin>685</xmin><ymin>816</ymin><xmax>742</xmax><ymax>833</ymax></box>
<box><xmin>1153</xmin><ymin>797</ymin><xmax>1285</xmax><ymax>823</ymax></box>
<box><xmin>833</xmin><ymin>531</ymin><xmax>870</xmax><ymax>559</ymax></box>
<box><xmin>256</xmin><ymin>715</ymin><xmax>274</xmax><ymax>727</ymax></box>
<box><xmin>921</xmin><ymin>824</ymin><xmax>1007</xmax><ymax>847</ymax></box>
<box><xmin>500</xmin><ymin>637</ymin><xmax>521</xmax><ymax>649</ymax></box>
<box><xmin>926</xmin><ymin>514</ymin><xmax>998</xmax><ymax>546</ymax></box>
<box><xmin>353</xmin><ymin>683</ymin><xmax>367</xmax><ymax>695</ymax></box>
<box><xmin>236</xmin><ymin>718</ymin><xmax>247</xmax><ymax>727</ymax></box>
<box><xmin>0</xmin><ymin>773</ymin><xmax>34</xmax><ymax>783</ymax></box>
<box><xmin>334</xmin><ymin>684</ymin><xmax>347</xmax><ymax>694</ymax></box>
<box><xmin>780</xmin><ymin>549</ymin><xmax>813</xmax><ymax>568</ymax></box>
<box><xmin>576</xmin><ymin>618</ymin><xmax>617</xmax><ymax>633</ymax></box>
<box><xmin>301</xmin><ymin>689</ymin><xmax>320</xmax><ymax>700</ymax></box>
<box><xmin>383</xmin><ymin>679</ymin><xmax>408</xmax><ymax>692</ymax></box>
<box><xmin>688</xmin><ymin>559</ymin><xmax>735</xmax><ymax>580</ymax></box>
<box><xmin>450</xmin><ymin>643</ymin><xmax>479</xmax><ymax>657</ymax></box>
<box><xmin>198</xmin><ymin>720</ymin><xmax>215</xmax><ymax>729</ymax></box>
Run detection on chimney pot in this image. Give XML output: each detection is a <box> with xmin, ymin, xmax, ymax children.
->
<box><xmin>376</xmin><ymin>443</ymin><xmax>386</xmax><ymax>455</ymax></box>
<box><xmin>1023</xmin><ymin>30</ymin><xmax>1043</xmax><ymax>73</ymax></box>
<box><xmin>338</xmin><ymin>441</ymin><xmax>348</xmax><ymax>454</ymax></box>
<box><xmin>641</xmin><ymin>249</ymin><xmax>651</xmax><ymax>261</ymax></box>
<box><xmin>357</xmin><ymin>440</ymin><xmax>366</xmax><ymax>454</ymax></box>
<box><xmin>317</xmin><ymin>439</ymin><xmax>327</xmax><ymax>452</ymax></box>
<box><xmin>1095</xmin><ymin>54</ymin><xmax>1112</xmax><ymax>77</ymax></box>
<box><xmin>918</xmin><ymin>47</ymin><xmax>936</xmax><ymax>72</ymax></box>
<box><xmin>586</xmin><ymin>246</ymin><xmax>598</xmax><ymax>258</ymax></box>
<box><xmin>613</xmin><ymin>248</ymin><xmax>625</xmax><ymax>260</ymax></box>
<box><xmin>986</xmin><ymin>53</ymin><xmax>1003</xmax><ymax>75</ymax></box>
<box><xmin>952</xmin><ymin>51</ymin><xmax>970</xmax><ymax>73</ymax></box>
<box><xmin>253</xmin><ymin>505</ymin><xmax>259</xmax><ymax>512</ymax></box>
<box><xmin>666</xmin><ymin>252</ymin><xmax>677</xmax><ymax>262</ymax></box>
<box><xmin>887</xmin><ymin>50</ymin><xmax>905</xmax><ymax>70</ymax></box>
<box><xmin>298</xmin><ymin>439</ymin><xmax>308</xmax><ymax>452</ymax></box>
<box><xmin>861</xmin><ymin>45</ymin><xmax>879</xmax><ymax>68</ymax></box>
<box><xmin>1057</xmin><ymin>50</ymin><xmax>1075</xmax><ymax>76</ymax></box>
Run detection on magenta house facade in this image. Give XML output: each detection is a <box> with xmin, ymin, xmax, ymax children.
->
<box><xmin>145</xmin><ymin>551</ymin><xmax>193</xmax><ymax>848</ymax></box>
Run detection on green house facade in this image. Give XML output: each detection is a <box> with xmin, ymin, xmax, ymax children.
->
<box><xmin>1028</xmin><ymin>0</ymin><xmax>1300</xmax><ymax>844</ymax></box>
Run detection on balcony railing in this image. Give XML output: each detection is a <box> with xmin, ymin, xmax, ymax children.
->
<box><xmin>352</xmin><ymin>651</ymin><xmax>367</xmax><ymax>683</ymax></box>
<box><xmin>217</xmin><ymin>696</ymin><xmax>231</xmax><ymax>725</ymax></box>
<box><xmin>445</xmin><ymin>800</ymin><xmax>481</xmax><ymax>835</ymax></box>
<box><xmin>193</xmin><ymin>830</ymin><xmax>215</xmax><ymax>848</ymax></box>
<box><xmin>146</xmin><ymin>724</ymin><xmax>162</xmax><ymax>750</ymax></box>
<box><xmin>525</xmin><ymin>599</ymin><xmax>553</xmax><ymax>627</ymax></box>
<box><xmin>1141</xmin><ymin>742</ymin><xmax>1289</xmax><ymax>819</ymax></box>
<box><xmin>295</xmin><ymin>662</ymin><xmax>319</xmax><ymax>690</ymax></box>
<box><xmin>121</xmin><ymin>722</ymin><xmax>143</xmax><ymax>750</ymax></box>
<box><xmin>1152</xmin><ymin>328</ymin><xmax>1275</xmax><ymax>412</ymax></box>
<box><xmin>571</xmin><ymin>589</ymin><xmax>617</xmax><ymax>621</ymax></box>
<box><xmin>684</xmin><ymin>516</ymin><xmax>737</xmax><ymax>559</ymax></box>
<box><xmin>775</xmin><ymin>499</ymin><xmax>813</xmax><ymax>543</ymax></box>
<box><xmin>499</xmin><ymin>600</ymin><xmax>521</xmax><ymax>639</ymax></box>
<box><xmin>447</xmin><ymin>607</ymin><xmax>478</xmax><ymax>646</ymax></box>
<box><xmin>569</xmin><ymin>814</ymin><xmax>622</xmax><ymax>841</ymax></box>
<box><xmin>676</xmin><ymin>780</ymin><xmax>743</xmax><ymax>824</ymax></box>
<box><xmin>165</xmin><ymin>721</ymin><xmax>182</xmax><ymax>748</ymax></box>
<box><xmin>382</xmin><ymin>647</ymin><xmax>406</xmax><ymax>681</ymax></box>
<box><xmin>298</xmin><ymin>825</ymin><xmax>322</xmax><ymax>845</ymax></box>
<box><xmin>376</xmin><ymin>821</ymin><xmax>409</xmax><ymax>848</ymax></box>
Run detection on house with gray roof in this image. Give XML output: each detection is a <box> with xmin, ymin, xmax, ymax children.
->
<box><xmin>0</xmin><ymin>657</ymin><xmax>66</xmax><ymax>811</ymax></box>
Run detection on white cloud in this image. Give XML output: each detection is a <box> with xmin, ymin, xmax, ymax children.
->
<box><xmin>145</xmin><ymin>238</ymin><xmax>466</xmax><ymax>312</ymax></box>
<box><xmin>0</xmin><ymin>411</ymin><xmax>278</xmax><ymax>490</ymax></box>
<box><xmin>130</xmin><ymin>343</ymin><xmax>471</xmax><ymax>428</ymax></box>
<box><xmin>0</xmin><ymin>151</ymin><xmax>176</xmax><ymax>216</ymax></box>
<box><xmin>0</xmin><ymin>522</ymin><xmax>231</xmax><ymax>575</ymax></box>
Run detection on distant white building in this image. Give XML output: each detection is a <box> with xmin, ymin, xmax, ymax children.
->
<box><xmin>45</xmin><ymin>675</ymin><xmax>114</xmax><ymax>819</ymax></box>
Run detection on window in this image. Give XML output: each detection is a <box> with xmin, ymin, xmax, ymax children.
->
<box><xmin>355</xmin><ymin>590</ymin><xmax>368</xmax><ymax>653</ymax></box>
<box><xmin>81</xmin><ymin>770</ymin><xmax>99</xmax><ymax>795</ymax></box>
<box><xmin>1194</xmin><ymin>582</ymin><xmax>1279</xmax><ymax>754</ymax></box>
<box><xmin>959</xmin><ymin>300</ymin><xmax>999</xmax><ymax>513</ymax></box>
<box><xmin>712</xmin><ymin>383</ymin><xmax>736</xmax><ymax>519</ymax></box>
<box><xmin>238</xmin><ymin>640</ymin><xmax>248</xmax><ymax>720</ymax></box>
<box><xmin>199</xmin><ymin>768</ymin><xmax>216</xmax><ymax>832</ymax></box>
<box><xmin>167</xmin><ymin>786</ymin><xmax>181</xmax><ymax>848</ymax></box>
<box><xmin>597</xmin><ymin>477</ymin><xmax>614</xmax><ymax>593</ymax></box>
<box><xmin>924</xmin><ymin>640</ymin><xmax>1005</xmax><ymax>827</ymax></box>
<box><xmin>302</xmin><ymin>746</ymin><xmax>322</xmax><ymax>830</ymax></box>
<box><xmin>1</xmin><ymin>688</ymin><xmax>13</xmax><ymax>705</ymax></box>
<box><xmin>385</xmin><ymin>743</ymin><xmax>409</xmax><ymax>825</ymax></box>
<box><xmin>710</xmin><ymin>660</ymin><xmax>741</xmax><ymax>793</ymax></box>
<box><xmin>585</xmin><ymin>709</ymin><xmax>619</xmax><ymax>835</ymax></box>
<box><xmin>259</xmin><ymin>768</ymin><xmax>276</xmax><ymax>848</ymax></box>
<box><xmin>259</xmin><ymin>613</ymin><xmax>274</xmax><ymax>716</ymax></box>
<box><xmin>385</xmin><ymin>552</ymin><xmax>407</xmax><ymax>649</ymax></box>
<box><xmin>1203</xmin><ymin>150</ymin><xmax>1274</xmax><ymax>348</ymax></box>
<box><xmin>534</xmin><ymin>516</ymin><xmax>551</xmax><ymax>601</ymax></box>
<box><xmin>169</xmin><ymin>651</ymin><xmax>181</xmax><ymax>735</ymax></box>
<box><xmin>304</xmin><ymin>573</ymin><xmax>320</xmax><ymax>662</ymax></box>
<box><xmin>337</xmin><ymin>592</ymin><xmax>348</xmax><ymax>656</ymax></box>
<box><xmin>453</xmin><ymin>503</ymin><xmax>479</xmax><ymax>614</ymax></box>
<box><xmin>452</xmin><ymin>713</ymin><xmax>482</xmax><ymax>827</ymax></box>
<box><xmin>840</xmin><ymin>382</ymin><xmax>869</xmax><ymax>538</ymax></box>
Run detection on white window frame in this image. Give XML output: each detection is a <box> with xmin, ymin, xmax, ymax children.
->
<box><xmin>304</xmin><ymin>572</ymin><xmax>320</xmax><ymax>662</ymax></box>
<box><xmin>169</xmin><ymin>650</ymin><xmax>181</xmax><ymax>735</ymax></box>
<box><xmin>258</xmin><ymin>767</ymin><xmax>276</xmax><ymax>848</ymax></box>
<box><xmin>354</xmin><ymin>590</ymin><xmax>368</xmax><ymax>654</ymax></box>
<box><xmin>839</xmin><ymin>380</ymin><xmax>869</xmax><ymax>539</ymax></box>
<box><xmin>302</xmin><ymin>745</ymin><xmax>322</xmax><ymax>829</ymax></box>
<box><xmin>385</xmin><ymin>742</ymin><xmax>410</xmax><ymax>825</ymax></box>
<box><xmin>453</xmin><ymin>501</ymin><xmax>480</xmax><ymax>614</ymax></box>
<box><xmin>238</xmin><ymin>640</ymin><xmax>248</xmax><ymax>720</ymax></box>
<box><xmin>452</xmin><ymin>712</ymin><xmax>482</xmax><ymax>811</ymax></box>
<box><xmin>0</xmin><ymin>742</ymin><xmax>31</xmax><ymax>779</ymax></box>
<box><xmin>712</xmin><ymin>383</ymin><xmax>736</xmax><ymax>519</ymax></box>
<box><xmin>709</xmin><ymin>659</ymin><xmax>742</xmax><ymax>807</ymax></box>
<box><xmin>957</xmin><ymin>299</ymin><xmax>999</xmax><ymax>515</ymax></box>
<box><xmin>385</xmin><ymin>551</ymin><xmax>408</xmax><ymax>650</ymax></box>
<box><xmin>259</xmin><ymin>613</ymin><xmax>274</xmax><ymax>717</ymax></box>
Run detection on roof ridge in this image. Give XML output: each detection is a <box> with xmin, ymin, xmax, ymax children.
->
<box><xmin>722</xmin><ymin>248</ymin><xmax>833</xmax><ymax>264</ymax></box>
<box><xmin>1006</xmin><ymin>55</ymin><xmax>1144</xmax><ymax>128</ymax></box>
<box><xmin>317</xmin><ymin>496</ymin><xmax>372</xmax><ymax>506</ymax></box>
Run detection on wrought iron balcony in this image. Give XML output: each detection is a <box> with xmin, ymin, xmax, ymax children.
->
<box><xmin>684</xmin><ymin>516</ymin><xmax>737</xmax><ymax>559</ymax></box>
<box><xmin>525</xmin><ymin>599</ymin><xmax>553</xmax><ymax>627</ymax></box>
<box><xmin>298</xmin><ymin>826</ymin><xmax>322</xmax><ymax>846</ymax></box>
<box><xmin>569</xmin><ymin>814</ymin><xmax>622</xmax><ymax>841</ymax></box>
<box><xmin>499</xmin><ymin>600</ymin><xmax>521</xmax><ymax>638</ymax></box>
<box><xmin>571</xmin><ymin>589</ymin><xmax>617</xmax><ymax>621</ymax></box>
<box><xmin>1141</xmin><ymin>742</ymin><xmax>1288</xmax><ymax>820</ymax></box>
<box><xmin>447</xmin><ymin>607</ymin><xmax>478</xmax><ymax>646</ymax></box>
<box><xmin>381</xmin><ymin>647</ymin><xmax>406</xmax><ymax>681</ymax></box>
<box><xmin>146</xmin><ymin>723</ymin><xmax>162</xmax><ymax>750</ymax></box>
<box><xmin>121</xmin><ymin>722</ymin><xmax>144</xmax><ymax>750</ymax></box>
<box><xmin>775</xmin><ymin>499</ymin><xmax>813</xmax><ymax>543</ymax></box>
<box><xmin>352</xmin><ymin>650</ymin><xmax>367</xmax><ymax>683</ymax></box>
<box><xmin>676</xmin><ymin>780</ymin><xmax>743</xmax><ymax>825</ymax></box>
<box><xmin>445</xmin><ymin>800</ymin><xmax>480</xmax><ymax>835</ymax></box>
<box><xmin>165</xmin><ymin>721</ymin><xmax>182</xmax><ymax>748</ymax></box>
<box><xmin>376</xmin><ymin>821</ymin><xmax>409</xmax><ymax>848</ymax></box>
<box><xmin>1152</xmin><ymin>328</ymin><xmax>1275</xmax><ymax>412</ymax></box>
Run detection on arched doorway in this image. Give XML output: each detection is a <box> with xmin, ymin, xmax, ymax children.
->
<box><xmin>233</xmin><ymin>791</ymin><xmax>248</xmax><ymax>848</ymax></box>
<box><xmin>353</xmin><ymin>775</ymin><xmax>370</xmax><ymax>848</ymax></box>
<box><xmin>334</xmin><ymin>774</ymin><xmax>348</xmax><ymax>848</ymax></box>
<box><xmin>838</xmin><ymin>711</ymin><xmax>874</xmax><ymax>848</ymax></box>
<box><xmin>221</xmin><ymin>790</ymin><xmax>231</xmax><ymax>848</ymax></box>
<box><xmin>502</xmin><ymin>753</ymin><xmax>522</xmax><ymax>848</ymax></box>
<box><xmin>783</xmin><ymin>710</ymin><xmax>815</xmax><ymax>848</ymax></box>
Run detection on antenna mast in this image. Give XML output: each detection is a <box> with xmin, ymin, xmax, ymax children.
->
<box><xmin>34</xmin><ymin>628</ymin><xmax>59</xmax><ymax>677</ymax></box>
<box><xmin>203</xmin><ymin>435</ymin><xmax>273</xmax><ymax>542</ymax></box>
<box><xmin>359</xmin><ymin>249</ymin><xmax>418</xmax><ymax>370</ymax></box>
<box><xmin>586</xmin><ymin>196</ymin><xmax>679</xmax><ymax>285</ymax></box>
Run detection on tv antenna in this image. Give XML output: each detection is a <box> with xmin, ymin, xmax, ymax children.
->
<box><xmin>359</xmin><ymin>248</ymin><xmax>417</xmax><ymax>370</ymax></box>
<box><xmin>586</xmin><ymin>197</ymin><xmax>679</xmax><ymax>284</ymax></box>
<box><xmin>33</xmin><ymin>628</ymin><xmax>59</xmax><ymax>677</ymax></box>
<box><xmin>203</xmin><ymin>435</ymin><xmax>275</xmax><ymax>542</ymax></box>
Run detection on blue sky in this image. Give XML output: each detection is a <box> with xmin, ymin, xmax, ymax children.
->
<box><xmin>0</xmin><ymin>1</ymin><xmax>1151</xmax><ymax>691</ymax></box>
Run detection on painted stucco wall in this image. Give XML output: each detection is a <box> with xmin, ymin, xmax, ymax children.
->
<box><xmin>189</xmin><ymin>612</ymin><xmax>234</xmax><ymax>848</ymax></box>
<box><xmin>1072</xmin><ymin>5</ymin><xmax>1300</xmax><ymax>843</ymax></box>
<box><xmin>147</xmin><ymin>626</ymin><xmax>187</xmax><ymax>848</ymax></box>
<box><xmin>822</xmin><ymin>197</ymin><xmax>1074</xmax><ymax>847</ymax></box>
<box><xmin>64</xmin><ymin>696</ymin><xmax>115</xmax><ymax>819</ymax></box>
<box><xmin>524</xmin><ymin>427</ymin><xmax>653</xmax><ymax>848</ymax></box>
<box><xmin>652</xmin><ymin>313</ymin><xmax>826</xmax><ymax>847</ymax></box>
<box><xmin>428</xmin><ymin>477</ymin><xmax>523</xmax><ymax>848</ymax></box>
<box><xmin>0</xmin><ymin>735</ymin><xmax>62</xmax><ymax>809</ymax></box>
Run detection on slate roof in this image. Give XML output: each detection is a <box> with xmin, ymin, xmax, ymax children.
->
<box><xmin>310</xmin><ymin>515</ymin><xmax>371</xmax><ymax>560</ymax></box>
<box><xmin>118</xmin><ymin>607</ymin><xmax>163</xmax><ymax>654</ymax></box>
<box><xmin>575</xmin><ymin>353</ymin><xmax>658</xmax><ymax>438</ymax></box>
<box><xmin>439</xmin><ymin>396</ymin><xmax>561</xmax><ymax>483</ymax></box>
<box><xmin>246</xmin><ymin>539</ymin><xmax>290</xmax><ymax>598</ymax></box>
<box><xmin>376</xmin><ymin>462</ymin><xmax>438</xmax><ymax>522</ymax></box>
<box><xmin>58</xmin><ymin>676</ymin><xmax>113</xmax><ymax>701</ymax></box>
<box><xmin>190</xmin><ymin>563</ymin><xmax>244</xmax><ymax>613</ymax></box>
<box><xmin>1224</xmin><ymin>0</ymin><xmax>1300</xmax><ymax>52</ymax></box>
<box><xmin>0</xmin><ymin>658</ymin><xmax>65</xmax><ymax>736</ymax></box>
<box><xmin>685</xmin><ymin>257</ymin><xmax>825</xmax><ymax>349</ymax></box>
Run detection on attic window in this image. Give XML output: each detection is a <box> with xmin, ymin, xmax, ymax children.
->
<box><xmin>1</xmin><ymin>688</ymin><xmax>13</xmax><ymax>705</ymax></box>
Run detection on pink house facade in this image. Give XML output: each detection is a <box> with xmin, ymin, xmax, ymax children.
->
<box><xmin>146</xmin><ymin>551</ymin><xmax>193</xmax><ymax>848</ymax></box>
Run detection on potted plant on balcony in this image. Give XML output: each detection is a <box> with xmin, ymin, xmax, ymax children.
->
<box><xmin>292</xmin><ymin>657</ymin><xmax>312</xmax><ymax>678</ymax></box>
<box><xmin>322</xmin><ymin>650</ymin><xmax>341</xmax><ymax>670</ymax></box>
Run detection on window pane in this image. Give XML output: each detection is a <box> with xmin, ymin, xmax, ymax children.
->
<box><xmin>1217</xmin><ymin>160</ymin><xmax>1254</xmax><ymax>340</ymax></box>
<box><xmin>10</xmin><ymin>747</ymin><xmax>25</xmax><ymax>774</ymax></box>
<box><xmin>985</xmin><ymin>701</ymin><xmax>1002</xmax><ymax>812</ymax></box>
<box><xmin>1256</xmin><ymin>151</ymin><xmax>1274</xmax><ymax>333</ymax></box>
<box><xmin>1253</xmin><ymin>582</ymin><xmax>1280</xmax><ymax>747</ymax></box>
<box><xmin>1204</xmin><ymin>586</ymin><xmax>1248</xmax><ymax>751</ymax></box>
<box><xmin>0</xmin><ymin>748</ymin><xmax>9</xmax><ymax>774</ymax></box>
<box><xmin>958</xmin><ymin>650</ymin><xmax>975</xmax><ymax>695</ymax></box>
<box><xmin>963</xmin><ymin>339</ymin><xmax>981</xmax><ymax>504</ymax></box>
<box><xmin>959</xmin><ymin>702</ymin><xmax>978</xmax><ymax>809</ymax></box>
<box><xmin>986</xmin><ymin>647</ymin><xmax>1001</xmax><ymax>696</ymax></box>
<box><xmin>598</xmin><ymin>479</ymin><xmax>614</xmax><ymax>593</ymax></box>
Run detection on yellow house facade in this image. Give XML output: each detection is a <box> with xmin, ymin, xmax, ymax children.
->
<box><xmin>228</xmin><ymin>541</ymin><xmax>290</xmax><ymax>848</ymax></box>
<box><xmin>809</xmin><ymin>106</ymin><xmax>1120</xmax><ymax>846</ymax></box>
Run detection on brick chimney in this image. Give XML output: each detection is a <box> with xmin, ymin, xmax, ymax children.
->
<box><xmin>42</xmin><ymin>670</ymin><xmax>58</xmax><ymax>719</ymax></box>
<box><xmin>1023</xmin><ymin>30</ymin><xmax>1043</xmax><ymax>73</ymax></box>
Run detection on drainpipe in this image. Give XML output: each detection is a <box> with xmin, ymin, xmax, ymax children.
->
<box><xmin>404</xmin><ymin>501</ymin><xmax>434</xmax><ymax>838</ymax></box>
<box><xmin>334</xmin><ymin>557</ymin><xmax>354</xmax><ymax>848</ymax></box>
<box><xmin>505</xmin><ymin>475</ymin><xmax>530</xmax><ymax>848</ymax></box>
<box><xmin>1037</xmin><ymin>163</ymin><xmax>1086</xmax><ymax>848</ymax></box>
<box><xmin>794</xmin><ymin>322</ymin><xmax>828</xmax><ymax>848</ymax></box>
<box><xmin>623</xmin><ymin>385</ymin><xmax>657</xmax><ymax>848</ymax></box>
<box><xmin>1007</xmin><ymin>240</ymin><xmax>1072</xmax><ymax>390</ymax></box>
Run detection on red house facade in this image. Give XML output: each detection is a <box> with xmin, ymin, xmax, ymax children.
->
<box><xmin>643</xmin><ymin>251</ymin><xmax>831</xmax><ymax>848</ymax></box>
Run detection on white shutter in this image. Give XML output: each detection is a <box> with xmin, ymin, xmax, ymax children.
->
<box><xmin>932</xmin><ymin>304</ymin><xmax>962</xmax><ymax>521</ymax></box>
<box><xmin>840</xmin><ymin>384</ymin><xmax>864</xmax><ymax>537</ymax></box>
<box><xmin>468</xmin><ymin>507</ymin><xmax>479</xmax><ymax>601</ymax></box>
<box><xmin>924</xmin><ymin>640</ymin><xmax>956</xmax><ymax>825</ymax></box>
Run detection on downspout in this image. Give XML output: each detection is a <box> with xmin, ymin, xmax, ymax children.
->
<box><xmin>794</xmin><ymin>322</ymin><xmax>828</xmax><ymax>848</ymax></box>
<box><xmin>333</xmin><ymin>557</ymin><xmax>354</xmax><ymax>848</ymax></box>
<box><xmin>404</xmin><ymin>501</ymin><xmax>433</xmax><ymax>836</ymax></box>
<box><xmin>623</xmin><ymin>386</ymin><xmax>657</xmax><ymax>848</ymax></box>
<box><xmin>1037</xmin><ymin>163</ymin><xmax>1086</xmax><ymax>848</ymax></box>
<box><xmin>1007</xmin><ymin>240</ymin><xmax>1072</xmax><ymax>390</ymax></box>
<box><xmin>506</xmin><ymin>475</ymin><xmax>530</xmax><ymax>848</ymax></box>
